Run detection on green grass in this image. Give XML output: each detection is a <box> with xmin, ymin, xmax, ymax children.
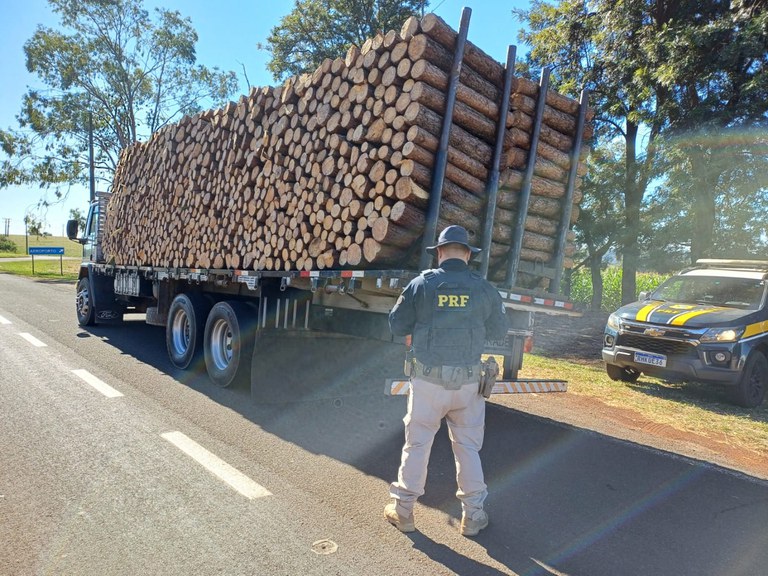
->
<box><xmin>0</xmin><ymin>234</ymin><xmax>84</xmax><ymax>258</ymax></box>
<box><xmin>0</xmin><ymin>257</ymin><xmax>80</xmax><ymax>281</ymax></box>
<box><xmin>520</xmin><ymin>353</ymin><xmax>768</xmax><ymax>456</ymax></box>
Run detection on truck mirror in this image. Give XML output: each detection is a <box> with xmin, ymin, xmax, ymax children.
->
<box><xmin>66</xmin><ymin>219</ymin><xmax>79</xmax><ymax>241</ymax></box>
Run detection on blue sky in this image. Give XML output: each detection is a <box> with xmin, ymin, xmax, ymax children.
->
<box><xmin>0</xmin><ymin>0</ymin><xmax>527</xmax><ymax>236</ymax></box>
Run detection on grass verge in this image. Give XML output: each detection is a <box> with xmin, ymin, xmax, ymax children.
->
<box><xmin>0</xmin><ymin>258</ymin><xmax>80</xmax><ymax>281</ymax></box>
<box><xmin>520</xmin><ymin>353</ymin><xmax>768</xmax><ymax>457</ymax></box>
<box><xmin>0</xmin><ymin>234</ymin><xmax>83</xmax><ymax>258</ymax></box>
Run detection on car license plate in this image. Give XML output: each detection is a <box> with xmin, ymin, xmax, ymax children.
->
<box><xmin>634</xmin><ymin>351</ymin><xmax>667</xmax><ymax>367</ymax></box>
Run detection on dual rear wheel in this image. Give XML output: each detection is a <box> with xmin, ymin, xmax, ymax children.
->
<box><xmin>166</xmin><ymin>295</ymin><xmax>259</xmax><ymax>388</ymax></box>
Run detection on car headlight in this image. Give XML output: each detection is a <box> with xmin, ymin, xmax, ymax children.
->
<box><xmin>606</xmin><ymin>313</ymin><xmax>621</xmax><ymax>331</ymax></box>
<box><xmin>700</xmin><ymin>327</ymin><xmax>744</xmax><ymax>343</ymax></box>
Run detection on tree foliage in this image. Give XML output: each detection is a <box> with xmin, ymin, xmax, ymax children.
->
<box><xmin>0</xmin><ymin>0</ymin><xmax>238</xmax><ymax>201</ymax></box>
<box><xmin>265</xmin><ymin>0</ymin><xmax>428</xmax><ymax>80</ymax></box>
<box><xmin>515</xmin><ymin>1</ymin><xmax>768</xmax><ymax>303</ymax></box>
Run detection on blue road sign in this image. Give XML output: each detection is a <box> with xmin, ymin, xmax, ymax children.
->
<box><xmin>28</xmin><ymin>247</ymin><xmax>65</xmax><ymax>255</ymax></box>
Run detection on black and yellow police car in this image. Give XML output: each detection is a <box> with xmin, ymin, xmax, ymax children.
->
<box><xmin>602</xmin><ymin>259</ymin><xmax>768</xmax><ymax>407</ymax></box>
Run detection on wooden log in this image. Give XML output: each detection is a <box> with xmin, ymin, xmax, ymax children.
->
<box><xmin>403</xmin><ymin>102</ymin><xmax>494</xmax><ymax>166</ymax></box>
<box><xmin>407</xmin><ymin>34</ymin><xmax>499</xmax><ymax>102</ymax></box>
<box><xmin>419</xmin><ymin>13</ymin><xmax>504</xmax><ymax>86</ymax></box>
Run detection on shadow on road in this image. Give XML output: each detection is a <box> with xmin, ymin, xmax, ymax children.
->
<box><xmin>83</xmin><ymin>319</ymin><xmax>768</xmax><ymax>576</ymax></box>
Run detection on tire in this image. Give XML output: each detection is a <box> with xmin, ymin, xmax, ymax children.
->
<box><xmin>203</xmin><ymin>301</ymin><xmax>258</xmax><ymax>388</ymax></box>
<box><xmin>606</xmin><ymin>363</ymin><xmax>641</xmax><ymax>383</ymax></box>
<box><xmin>166</xmin><ymin>293</ymin><xmax>210</xmax><ymax>370</ymax></box>
<box><xmin>732</xmin><ymin>351</ymin><xmax>767</xmax><ymax>408</ymax></box>
<box><xmin>76</xmin><ymin>277</ymin><xmax>96</xmax><ymax>327</ymax></box>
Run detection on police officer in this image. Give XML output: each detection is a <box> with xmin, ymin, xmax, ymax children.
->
<box><xmin>385</xmin><ymin>225</ymin><xmax>508</xmax><ymax>536</ymax></box>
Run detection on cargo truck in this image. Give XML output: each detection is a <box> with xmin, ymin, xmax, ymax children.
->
<box><xmin>67</xmin><ymin>12</ymin><xmax>589</xmax><ymax>394</ymax></box>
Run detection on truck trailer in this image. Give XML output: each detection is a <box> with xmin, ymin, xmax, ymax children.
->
<box><xmin>67</xmin><ymin>10</ymin><xmax>590</xmax><ymax>393</ymax></box>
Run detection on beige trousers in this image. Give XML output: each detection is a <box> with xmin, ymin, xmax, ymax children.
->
<box><xmin>389</xmin><ymin>375</ymin><xmax>487</xmax><ymax>516</ymax></box>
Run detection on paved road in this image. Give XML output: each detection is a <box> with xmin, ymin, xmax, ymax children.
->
<box><xmin>1</xmin><ymin>273</ymin><xmax>767</xmax><ymax>576</ymax></box>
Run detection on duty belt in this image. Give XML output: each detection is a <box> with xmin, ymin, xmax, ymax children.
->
<box><xmin>412</xmin><ymin>358</ymin><xmax>481</xmax><ymax>390</ymax></box>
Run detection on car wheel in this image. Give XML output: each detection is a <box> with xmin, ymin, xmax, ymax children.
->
<box><xmin>76</xmin><ymin>277</ymin><xmax>96</xmax><ymax>327</ymax></box>
<box><xmin>606</xmin><ymin>363</ymin><xmax>641</xmax><ymax>383</ymax></box>
<box><xmin>203</xmin><ymin>301</ymin><xmax>258</xmax><ymax>388</ymax></box>
<box><xmin>732</xmin><ymin>351</ymin><xmax>767</xmax><ymax>408</ymax></box>
<box><xmin>166</xmin><ymin>293</ymin><xmax>210</xmax><ymax>370</ymax></box>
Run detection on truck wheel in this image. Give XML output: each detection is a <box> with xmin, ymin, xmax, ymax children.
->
<box><xmin>167</xmin><ymin>293</ymin><xmax>209</xmax><ymax>370</ymax></box>
<box><xmin>606</xmin><ymin>363</ymin><xmax>640</xmax><ymax>383</ymax></box>
<box><xmin>732</xmin><ymin>351</ymin><xmax>767</xmax><ymax>408</ymax></box>
<box><xmin>203</xmin><ymin>301</ymin><xmax>258</xmax><ymax>388</ymax></box>
<box><xmin>76</xmin><ymin>277</ymin><xmax>96</xmax><ymax>327</ymax></box>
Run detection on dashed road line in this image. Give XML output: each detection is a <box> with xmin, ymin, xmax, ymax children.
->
<box><xmin>161</xmin><ymin>431</ymin><xmax>272</xmax><ymax>500</ymax></box>
<box><xmin>72</xmin><ymin>369</ymin><xmax>124</xmax><ymax>398</ymax></box>
<box><xmin>0</xmin><ymin>315</ymin><xmax>11</xmax><ymax>325</ymax></box>
<box><xmin>18</xmin><ymin>332</ymin><xmax>46</xmax><ymax>347</ymax></box>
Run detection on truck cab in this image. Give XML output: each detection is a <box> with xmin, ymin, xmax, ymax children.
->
<box><xmin>67</xmin><ymin>192</ymin><xmax>110</xmax><ymax>264</ymax></box>
<box><xmin>602</xmin><ymin>259</ymin><xmax>768</xmax><ymax>407</ymax></box>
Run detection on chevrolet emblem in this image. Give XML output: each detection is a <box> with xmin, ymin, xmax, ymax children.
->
<box><xmin>644</xmin><ymin>328</ymin><xmax>666</xmax><ymax>337</ymax></box>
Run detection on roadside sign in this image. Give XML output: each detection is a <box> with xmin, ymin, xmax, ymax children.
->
<box><xmin>28</xmin><ymin>246</ymin><xmax>65</xmax><ymax>275</ymax></box>
<box><xmin>28</xmin><ymin>247</ymin><xmax>65</xmax><ymax>255</ymax></box>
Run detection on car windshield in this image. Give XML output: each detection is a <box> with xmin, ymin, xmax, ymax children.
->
<box><xmin>652</xmin><ymin>275</ymin><xmax>767</xmax><ymax>309</ymax></box>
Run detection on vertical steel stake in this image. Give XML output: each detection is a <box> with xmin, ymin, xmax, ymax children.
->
<box><xmin>505</xmin><ymin>67</ymin><xmax>551</xmax><ymax>287</ymax></box>
<box><xmin>480</xmin><ymin>45</ymin><xmax>516</xmax><ymax>278</ymax></box>
<box><xmin>418</xmin><ymin>7</ymin><xmax>472</xmax><ymax>270</ymax></box>
<box><xmin>552</xmin><ymin>88</ymin><xmax>589</xmax><ymax>293</ymax></box>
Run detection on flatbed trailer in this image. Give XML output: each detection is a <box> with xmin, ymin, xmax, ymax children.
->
<box><xmin>68</xmin><ymin>8</ymin><xmax>588</xmax><ymax>394</ymax></box>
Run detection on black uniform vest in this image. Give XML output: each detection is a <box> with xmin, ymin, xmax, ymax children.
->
<box><xmin>412</xmin><ymin>269</ymin><xmax>487</xmax><ymax>367</ymax></box>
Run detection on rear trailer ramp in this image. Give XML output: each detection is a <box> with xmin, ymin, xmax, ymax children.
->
<box><xmin>386</xmin><ymin>379</ymin><xmax>567</xmax><ymax>396</ymax></box>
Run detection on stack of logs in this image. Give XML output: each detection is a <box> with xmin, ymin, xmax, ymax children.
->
<box><xmin>104</xmin><ymin>12</ymin><xmax>592</xmax><ymax>285</ymax></box>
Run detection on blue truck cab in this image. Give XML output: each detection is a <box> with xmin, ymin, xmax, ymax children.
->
<box><xmin>602</xmin><ymin>259</ymin><xmax>768</xmax><ymax>407</ymax></box>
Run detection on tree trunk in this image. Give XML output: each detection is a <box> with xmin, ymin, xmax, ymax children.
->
<box><xmin>621</xmin><ymin>121</ymin><xmax>642</xmax><ymax>305</ymax></box>
<box><xmin>689</xmin><ymin>149</ymin><xmax>718</xmax><ymax>263</ymax></box>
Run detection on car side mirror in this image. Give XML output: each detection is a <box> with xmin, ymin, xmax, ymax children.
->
<box><xmin>638</xmin><ymin>290</ymin><xmax>650</xmax><ymax>301</ymax></box>
<box><xmin>66</xmin><ymin>219</ymin><xmax>84</xmax><ymax>244</ymax></box>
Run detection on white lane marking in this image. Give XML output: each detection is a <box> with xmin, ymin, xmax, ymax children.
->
<box><xmin>161</xmin><ymin>431</ymin><xmax>272</xmax><ymax>500</ymax></box>
<box><xmin>0</xmin><ymin>315</ymin><xmax>11</xmax><ymax>325</ymax></box>
<box><xmin>18</xmin><ymin>332</ymin><xmax>46</xmax><ymax>347</ymax></box>
<box><xmin>72</xmin><ymin>369</ymin><xmax>124</xmax><ymax>398</ymax></box>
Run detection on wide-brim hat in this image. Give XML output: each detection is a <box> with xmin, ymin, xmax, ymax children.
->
<box><xmin>426</xmin><ymin>225</ymin><xmax>482</xmax><ymax>256</ymax></box>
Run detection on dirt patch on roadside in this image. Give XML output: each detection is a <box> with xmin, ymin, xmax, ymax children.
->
<box><xmin>513</xmin><ymin>311</ymin><xmax>768</xmax><ymax>482</ymax></box>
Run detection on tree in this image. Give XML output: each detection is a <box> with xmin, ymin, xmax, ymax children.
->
<box><xmin>571</xmin><ymin>143</ymin><xmax>626</xmax><ymax>310</ymax></box>
<box><xmin>0</xmin><ymin>0</ymin><xmax>238</xmax><ymax>203</ymax></box>
<box><xmin>69</xmin><ymin>207</ymin><xmax>86</xmax><ymax>232</ymax></box>
<box><xmin>515</xmin><ymin>0</ymin><xmax>666</xmax><ymax>304</ymax></box>
<box><xmin>264</xmin><ymin>0</ymin><xmax>428</xmax><ymax>81</ymax></box>
<box><xmin>648</xmin><ymin>3</ymin><xmax>768</xmax><ymax>262</ymax></box>
<box><xmin>515</xmin><ymin>1</ymin><xmax>768</xmax><ymax>303</ymax></box>
<box><xmin>24</xmin><ymin>214</ymin><xmax>45</xmax><ymax>238</ymax></box>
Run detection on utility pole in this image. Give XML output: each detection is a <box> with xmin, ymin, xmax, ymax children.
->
<box><xmin>2</xmin><ymin>218</ymin><xmax>9</xmax><ymax>237</ymax></box>
<box><xmin>89</xmin><ymin>110</ymin><xmax>96</xmax><ymax>203</ymax></box>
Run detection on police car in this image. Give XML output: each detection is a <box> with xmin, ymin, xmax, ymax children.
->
<box><xmin>602</xmin><ymin>259</ymin><xmax>768</xmax><ymax>408</ymax></box>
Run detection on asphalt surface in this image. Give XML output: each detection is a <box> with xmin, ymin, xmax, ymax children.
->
<box><xmin>1</xmin><ymin>272</ymin><xmax>767</xmax><ymax>576</ymax></box>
